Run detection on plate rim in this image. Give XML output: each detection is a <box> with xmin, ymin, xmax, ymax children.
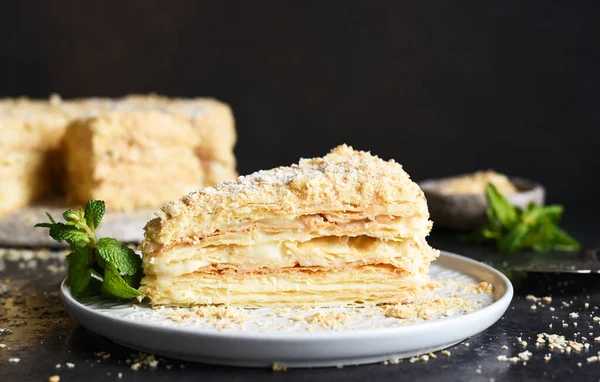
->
<box><xmin>60</xmin><ymin>251</ymin><xmax>513</xmax><ymax>340</ymax></box>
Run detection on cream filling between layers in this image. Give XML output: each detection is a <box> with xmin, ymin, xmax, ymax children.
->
<box><xmin>145</xmin><ymin>236</ymin><xmax>438</xmax><ymax>277</ymax></box>
<box><xmin>142</xmin><ymin>266</ymin><xmax>425</xmax><ymax>306</ymax></box>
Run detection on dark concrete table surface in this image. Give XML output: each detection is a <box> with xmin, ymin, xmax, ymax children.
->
<box><xmin>1</xmin><ymin>211</ymin><xmax>599</xmax><ymax>381</ymax></box>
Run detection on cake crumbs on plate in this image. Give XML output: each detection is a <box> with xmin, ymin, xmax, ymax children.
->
<box><xmin>304</xmin><ymin>311</ymin><xmax>354</xmax><ymax>328</ymax></box>
<box><xmin>383</xmin><ymin>295</ymin><xmax>481</xmax><ymax>321</ymax></box>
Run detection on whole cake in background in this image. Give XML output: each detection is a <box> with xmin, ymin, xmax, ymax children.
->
<box><xmin>141</xmin><ymin>145</ymin><xmax>439</xmax><ymax>307</ymax></box>
<box><xmin>0</xmin><ymin>94</ymin><xmax>237</xmax><ymax>215</ymax></box>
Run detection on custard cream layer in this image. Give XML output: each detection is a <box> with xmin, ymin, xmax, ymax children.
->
<box><xmin>144</xmin><ymin>235</ymin><xmax>438</xmax><ymax>278</ymax></box>
<box><xmin>142</xmin><ymin>265</ymin><xmax>425</xmax><ymax>306</ymax></box>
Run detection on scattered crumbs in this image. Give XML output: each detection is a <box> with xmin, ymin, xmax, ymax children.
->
<box><xmin>577</xmin><ymin>362</ymin><xmax>582</xmax><ymax>367</ymax></box>
<box><xmin>304</xmin><ymin>311</ymin><xmax>353</xmax><ymax>328</ymax></box>
<box><xmin>501</xmin><ymin>345</ymin><xmax>508</xmax><ymax>350</ymax></box>
<box><xmin>272</xmin><ymin>363</ymin><xmax>287</xmax><ymax>371</ymax></box>
<box><xmin>428</xmin><ymin>352</ymin><xmax>437</xmax><ymax>359</ymax></box>
<box><xmin>593</xmin><ymin>317</ymin><xmax>600</xmax><ymax>323</ymax></box>
<box><xmin>585</xmin><ymin>303</ymin><xmax>590</xmax><ymax>309</ymax></box>
<box><xmin>0</xmin><ymin>344</ymin><xmax>6</xmax><ymax>348</ymax></box>
<box><xmin>562</xmin><ymin>301</ymin><xmax>570</xmax><ymax>307</ymax></box>
<box><xmin>587</xmin><ymin>356</ymin><xmax>599</xmax><ymax>364</ymax></box>
<box><xmin>530</xmin><ymin>305</ymin><xmax>537</xmax><ymax>311</ymax></box>
<box><xmin>496</xmin><ymin>355</ymin><xmax>519</xmax><ymax>363</ymax></box>
<box><xmin>595</xmin><ymin>337</ymin><xmax>600</xmax><ymax>343</ymax></box>
<box><xmin>48</xmin><ymin>376</ymin><xmax>60</xmax><ymax>382</ymax></box>
<box><xmin>544</xmin><ymin>354</ymin><xmax>551</xmax><ymax>362</ymax></box>
<box><xmin>526</xmin><ymin>295</ymin><xmax>539</xmax><ymax>302</ymax></box>
<box><xmin>131</xmin><ymin>363</ymin><xmax>141</xmax><ymax>371</ymax></box>
<box><xmin>9</xmin><ymin>357</ymin><xmax>20</xmax><ymax>363</ymax></box>
<box><xmin>569</xmin><ymin>312</ymin><xmax>579</xmax><ymax>319</ymax></box>
<box><xmin>441</xmin><ymin>350</ymin><xmax>451</xmax><ymax>357</ymax></box>
<box><xmin>549</xmin><ymin>323</ymin><xmax>553</xmax><ymax>329</ymax></box>
<box><xmin>383</xmin><ymin>295</ymin><xmax>482</xmax><ymax>321</ymax></box>
<box><xmin>118</xmin><ymin>372</ymin><xmax>123</xmax><ymax>379</ymax></box>
<box><xmin>476</xmin><ymin>368</ymin><xmax>482</xmax><ymax>374</ymax></box>
<box><xmin>549</xmin><ymin>307</ymin><xmax>555</xmax><ymax>312</ymax></box>
<box><xmin>542</xmin><ymin>297</ymin><xmax>552</xmax><ymax>304</ymax></box>
<box><xmin>518</xmin><ymin>351</ymin><xmax>532</xmax><ymax>361</ymax></box>
<box><xmin>66</xmin><ymin>363</ymin><xmax>75</xmax><ymax>369</ymax></box>
<box><xmin>55</xmin><ymin>364</ymin><xmax>61</xmax><ymax>369</ymax></box>
<box><xmin>419</xmin><ymin>355</ymin><xmax>430</xmax><ymax>362</ymax></box>
<box><xmin>464</xmin><ymin>343</ymin><xmax>470</xmax><ymax>347</ymax></box>
<box><xmin>536</xmin><ymin>335</ymin><xmax>546</xmax><ymax>345</ymax></box>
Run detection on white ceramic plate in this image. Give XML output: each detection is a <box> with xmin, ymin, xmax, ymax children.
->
<box><xmin>60</xmin><ymin>251</ymin><xmax>513</xmax><ymax>368</ymax></box>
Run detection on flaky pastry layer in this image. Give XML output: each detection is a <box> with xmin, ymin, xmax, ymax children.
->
<box><xmin>143</xmin><ymin>145</ymin><xmax>430</xmax><ymax>252</ymax></box>
<box><xmin>144</xmin><ymin>236</ymin><xmax>438</xmax><ymax>277</ymax></box>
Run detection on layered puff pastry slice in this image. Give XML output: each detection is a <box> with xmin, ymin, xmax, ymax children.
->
<box><xmin>140</xmin><ymin>145</ymin><xmax>439</xmax><ymax>307</ymax></box>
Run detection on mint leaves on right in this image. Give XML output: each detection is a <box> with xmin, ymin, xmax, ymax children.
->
<box><xmin>468</xmin><ymin>184</ymin><xmax>580</xmax><ymax>254</ymax></box>
<box><xmin>36</xmin><ymin>200</ymin><xmax>142</xmax><ymax>299</ymax></box>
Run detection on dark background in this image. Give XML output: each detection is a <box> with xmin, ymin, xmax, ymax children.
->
<box><xmin>1</xmin><ymin>1</ymin><xmax>598</xmax><ymax>217</ymax></box>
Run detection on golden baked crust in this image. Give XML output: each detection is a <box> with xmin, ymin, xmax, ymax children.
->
<box><xmin>141</xmin><ymin>145</ymin><xmax>438</xmax><ymax>307</ymax></box>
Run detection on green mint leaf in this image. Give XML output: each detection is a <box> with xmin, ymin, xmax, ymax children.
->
<box><xmin>101</xmin><ymin>262</ymin><xmax>141</xmax><ymax>299</ymax></box>
<box><xmin>498</xmin><ymin>223</ymin><xmax>530</xmax><ymax>253</ymax></box>
<box><xmin>548</xmin><ymin>226</ymin><xmax>580</xmax><ymax>252</ymax></box>
<box><xmin>66</xmin><ymin>247</ymin><xmax>92</xmax><ymax>296</ymax></box>
<box><xmin>524</xmin><ymin>205</ymin><xmax>563</xmax><ymax>225</ymax></box>
<box><xmin>34</xmin><ymin>223</ymin><xmax>54</xmax><ymax>228</ymax></box>
<box><xmin>485</xmin><ymin>207</ymin><xmax>502</xmax><ymax>233</ymax></box>
<box><xmin>49</xmin><ymin>223</ymin><xmax>90</xmax><ymax>246</ymax></box>
<box><xmin>45</xmin><ymin>212</ymin><xmax>57</xmax><ymax>224</ymax></box>
<box><xmin>485</xmin><ymin>184</ymin><xmax>518</xmax><ymax>228</ymax></box>
<box><xmin>95</xmin><ymin>238</ymin><xmax>141</xmax><ymax>275</ymax></box>
<box><xmin>63</xmin><ymin>209</ymin><xmax>80</xmax><ymax>224</ymax></box>
<box><xmin>84</xmin><ymin>200</ymin><xmax>105</xmax><ymax>231</ymax></box>
<box><xmin>124</xmin><ymin>268</ymin><xmax>143</xmax><ymax>289</ymax></box>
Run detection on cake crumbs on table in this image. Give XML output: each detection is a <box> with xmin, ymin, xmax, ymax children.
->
<box><xmin>441</xmin><ymin>350</ymin><xmax>451</xmax><ymax>357</ymax></box>
<box><xmin>48</xmin><ymin>376</ymin><xmax>60</xmax><ymax>382</ymax></box>
<box><xmin>272</xmin><ymin>363</ymin><xmax>287</xmax><ymax>371</ymax></box>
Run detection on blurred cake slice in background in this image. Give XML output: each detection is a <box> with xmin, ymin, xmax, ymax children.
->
<box><xmin>62</xmin><ymin>111</ymin><xmax>204</xmax><ymax>211</ymax></box>
<box><xmin>0</xmin><ymin>94</ymin><xmax>237</xmax><ymax>216</ymax></box>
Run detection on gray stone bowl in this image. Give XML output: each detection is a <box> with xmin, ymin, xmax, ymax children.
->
<box><xmin>418</xmin><ymin>177</ymin><xmax>545</xmax><ymax>231</ymax></box>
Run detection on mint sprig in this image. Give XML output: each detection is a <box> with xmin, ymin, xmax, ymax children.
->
<box><xmin>465</xmin><ymin>184</ymin><xmax>580</xmax><ymax>254</ymax></box>
<box><xmin>35</xmin><ymin>200</ymin><xmax>142</xmax><ymax>299</ymax></box>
